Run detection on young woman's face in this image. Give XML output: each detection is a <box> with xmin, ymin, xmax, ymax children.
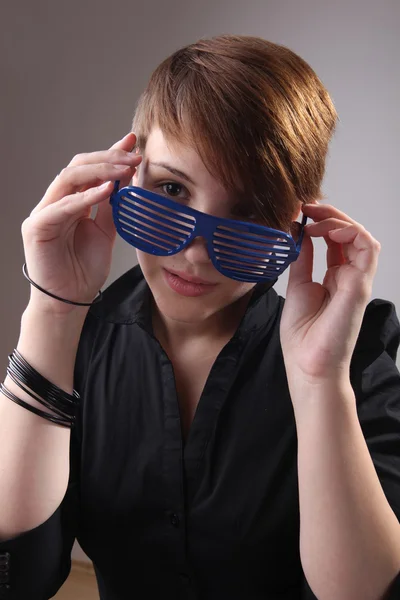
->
<box><xmin>131</xmin><ymin>128</ymin><xmax>257</xmax><ymax>325</ymax></box>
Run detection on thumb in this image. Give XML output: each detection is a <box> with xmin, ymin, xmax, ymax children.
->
<box><xmin>93</xmin><ymin>193</ymin><xmax>118</xmax><ymax>243</ymax></box>
<box><xmin>286</xmin><ymin>230</ymin><xmax>314</xmax><ymax>290</ymax></box>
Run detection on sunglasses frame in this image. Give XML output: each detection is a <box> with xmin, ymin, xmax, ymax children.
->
<box><xmin>109</xmin><ymin>182</ymin><xmax>307</xmax><ymax>283</ymax></box>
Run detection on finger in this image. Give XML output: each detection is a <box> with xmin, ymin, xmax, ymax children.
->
<box><xmin>111</xmin><ymin>132</ymin><xmax>141</xmax><ymax>188</ymax></box>
<box><xmin>107</xmin><ymin>132</ymin><xmax>141</xmax><ymax>190</ymax></box>
<box><xmin>287</xmin><ymin>230</ymin><xmax>314</xmax><ymax>289</ymax></box>
<box><xmin>27</xmin><ymin>181</ymin><xmax>115</xmax><ymax>237</ymax></box>
<box><xmin>328</xmin><ymin>225</ymin><xmax>381</xmax><ymax>274</ymax></box>
<box><xmin>68</xmin><ymin>148</ymin><xmax>139</xmax><ymax>169</ymax></box>
<box><xmin>304</xmin><ymin>217</ymin><xmax>362</xmax><ymax>238</ymax></box>
<box><xmin>68</xmin><ymin>132</ymin><xmax>141</xmax><ymax>191</ymax></box>
<box><xmin>73</xmin><ymin>151</ymin><xmax>141</xmax><ymax>193</ymax></box>
<box><xmin>93</xmin><ymin>191</ymin><xmax>117</xmax><ymax>242</ymax></box>
<box><xmin>91</xmin><ymin>132</ymin><xmax>139</xmax><ymax>242</ymax></box>
<box><xmin>114</xmin><ymin>158</ymin><xmax>138</xmax><ymax>191</ymax></box>
<box><xmin>32</xmin><ymin>162</ymin><xmax>139</xmax><ymax>215</ymax></box>
<box><xmin>33</xmin><ymin>132</ymin><xmax>141</xmax><ymax>211</ymax></box>
<box><xmin>302</xmin><ymin>203</ymin><xmax>359</xmax><ymax>226</ymax></box>
<box><xmin>67</xmin><ymin>133</ymin><xmax>137</xmax><ymax>168</ymax></box>
<box><xmin>110</xmin><ymin>131</ymin><xmax>137</xmax><ymax>151</ymax></box>
<box><xmin>92</xmin><ymin>134</ymin><xmax>140</xmax><ymax>241</ymax></box>
<box><xmin>323</xmin><ymin>234</ymin><xmax>347</xmax><ymax>269</ymax></box>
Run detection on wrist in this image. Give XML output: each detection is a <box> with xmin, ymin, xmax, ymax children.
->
<box><xmin>292</xmin><ymin>381</ymin><xmax>360</xmax><ymax>439</ymax></box>
<box><xmin>16</xmin><ymin>302</ymin><xmax>88</xmax><ymax>390</ymax></box>
<box><xmin>24</xmin><ymin>293</ymin><xmax>91</xmax><ymax>321</ymax></box>
<box><xmin>285</xmin><ymin>359</ymin><xmax>351</xmax><ymax>393</ymax></box>
<box><xmin>287</xmin><ymin>370</ymin><xmax>356</xmax><ymax>417</ymax></box>
<box><xmin>21</xmin><ymin>301</ymin><xmax>89</xmax><ymax>345</ymax></box>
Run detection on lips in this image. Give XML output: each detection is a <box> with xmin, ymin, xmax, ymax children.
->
<box><xmin>163</xmin><ymin>268</ymin><xmax>218</xmax><ymax>298</ymax></box>
<box><xmin>165</xmin><ymin>269</ymin><xmax>217</xmax><ymax>286</ymax></box>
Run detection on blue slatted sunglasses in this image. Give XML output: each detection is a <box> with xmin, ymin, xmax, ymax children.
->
<box><xmin>109</xmin><ymin>182</ymin><xmax>307</xmax><ymax>283</ymax></box>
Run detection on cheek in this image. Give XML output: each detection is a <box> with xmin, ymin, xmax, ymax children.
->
<box><xmin>136</xmin><ymin>250</ymin><xmax>159</xmax><ymax>276</ymax></box>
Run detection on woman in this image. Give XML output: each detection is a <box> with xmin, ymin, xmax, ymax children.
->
<box><xmin>0</xmin><ymin>35</ymin><xmax>399</xmax><ymax>599</ymax></box>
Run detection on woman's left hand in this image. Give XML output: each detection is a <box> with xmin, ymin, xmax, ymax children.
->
<box><xmin>280</xmin><ymin>203</ymin><xmax>381</xmax><ymax>385</ymax></box>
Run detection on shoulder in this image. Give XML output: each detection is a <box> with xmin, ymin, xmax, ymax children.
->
<box><xmin>73</xmin><ymin>264</ymin><xmax>149</xmax><ymax>385</ymax></box>
<box><xmin>350</xmin><ymin>298</ymin><xmax>400</xmax><ymax>403</ymax></box>
<box><xmin>352</xmin><ymin>298</ymin><xmax>400</xmax><ymax>368</ymax></box>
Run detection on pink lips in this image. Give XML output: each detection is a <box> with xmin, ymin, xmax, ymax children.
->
<box><xmin>163</xmin><ymin>268</ymin><xmax>218</xmax><ymax>297</ymax></box>
<box><xmin>166</xmin><ymin>269</ymin><xmax>217</xmax><ymax>285</ymax></box>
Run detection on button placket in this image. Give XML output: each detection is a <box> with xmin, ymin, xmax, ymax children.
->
<box><xmin>0</xmin><ymin>553</ymin><xmax>10</xmax><ymax>596</ymax></box>
<box><xmin>170</xmin><ymin>513</ymin><xmax>180</xmax><ymax>528</ymax></box>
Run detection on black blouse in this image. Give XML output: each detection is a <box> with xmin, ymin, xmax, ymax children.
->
<box><xmin>1</xmin><ymin>265</ymin><xmax>400</xmax><ymax>600</ymax></box>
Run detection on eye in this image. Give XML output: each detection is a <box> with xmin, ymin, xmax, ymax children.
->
<box><xmin>158</xmin><ymin>182</ymin><xmax>188</xmax><ymax>199</ymax></box>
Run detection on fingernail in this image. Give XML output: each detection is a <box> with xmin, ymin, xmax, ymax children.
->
<box><xmin>120</xmin><ymin>132</ymin><xmax>134</xmax><ymax>142</ymax></box>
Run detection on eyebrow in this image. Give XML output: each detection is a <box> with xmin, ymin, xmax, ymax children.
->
<box><xmin>148</xmin><ymin>162</ymin><xmax>195</xmax><ymax>186</ymax></box>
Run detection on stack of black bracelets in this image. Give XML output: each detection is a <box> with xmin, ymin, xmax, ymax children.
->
<box><xmin>1</xmin><ymin>350</ymin><xmax>79</xmax><ymax>428</ymax></box>
<box><xmin>0</xmin><ymin>263</ymin><xmax>103</xmax><ymax>429</ymax></box>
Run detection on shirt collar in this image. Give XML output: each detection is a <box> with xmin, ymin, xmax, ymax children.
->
<box><xmin>89</xmin><ymin>264</ymin><xmax>281</xmax><ymax>336</ymax></box>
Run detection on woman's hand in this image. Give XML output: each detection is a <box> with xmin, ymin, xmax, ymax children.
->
<box><xmin>280</xmin><ymin>202</ymin><xmax>381</xmax><ymax>386</ymax></box>
<box><xmin>21</xmin><ymin>132</ymin><xmax>141</xmax><ymax>315</ymax></box>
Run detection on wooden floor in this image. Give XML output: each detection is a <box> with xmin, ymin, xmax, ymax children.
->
<box><xmin>53</xmin><ymin>561</ymin><xmax>99</xmax><ymax>600</ymax></box>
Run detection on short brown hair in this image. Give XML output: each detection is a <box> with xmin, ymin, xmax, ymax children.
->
<box><xmin>132</xmin><ymin>34</ymin><xmax>338</xmax><ymax>231</ymax></box>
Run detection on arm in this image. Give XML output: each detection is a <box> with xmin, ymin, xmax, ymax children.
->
<box><xmin>280</xmin><ymin>203</ymin><xmax>400</xmax><ymax>599</ymax></box>
<box><xmin>0</xmin><ymin>301</ymin><xmax>93</xmax><ymax>598</ymax></box>
<box><xmin>293</xmin><ymin>378</ymin><xmax>400</xmax><ymax>600</ymax></box>
<box><xmin>0</xmin><ymin>303</ymin><xmax>88</xmax><ymax>540</ymax></box>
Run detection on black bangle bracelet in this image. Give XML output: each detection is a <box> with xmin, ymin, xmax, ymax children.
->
<box><xmin>0</xmin><ymin>383</ymin><xmax>73</xmax><ymax>428</ymax></box>
<box><xmin>7</xmin><ymin>358</ymin><xmax>76</xmax><ymax>418</ymax></box>
<box><xmin>11</xmin><ymin>349</ymin><xmax>79</xmax><ymax>406</ymax></box>
<box><xmin>23</xmin><ymin>263</ymin><xmax>103</xmax><ymax>306</ymax></box>
<box><xmin>6</xmin><ymin>367</ymin><xmax>74</xmax><ymax>421</ymax></box>
<box><xmin>7</xmin><ymin>350</ymin><xmax>79</xmax><ymax>422</ymax></box>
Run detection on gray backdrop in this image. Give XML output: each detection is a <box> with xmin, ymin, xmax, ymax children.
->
<box><xmin>1</xmin><ymin>0</ymin><xmax>398</xmax><ymax>561</ymax></box>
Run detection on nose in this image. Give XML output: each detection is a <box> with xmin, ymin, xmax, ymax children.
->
<box><xmin>182</xmin><ymin>235</ymin><xmax>212</xmax><ymax>265</ymax></box>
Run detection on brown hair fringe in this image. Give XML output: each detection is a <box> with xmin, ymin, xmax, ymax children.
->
<box><xmin>132</xmin><ymin>34</ymin><xmax>338</xmax><ymax>231</ymax></box>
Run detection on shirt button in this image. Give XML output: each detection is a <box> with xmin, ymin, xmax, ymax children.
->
<box><xmin>179</xmin><ymin>572</ymin><xmax>191</xmax><ymax>585</ymax></box>
<box><xmin>0</xmin><ymin>554</ymin><xmax>9</xmax><ymax>568</ymax></box>
<box><xmin>170</xmin><ymin>513</ymin><xmax>180</xmax><ymax>527</ymax></box>
<box><xmin>0</xmin><ymin>586</ymin><xmax>10</xmax><ymax>599</ymax></box>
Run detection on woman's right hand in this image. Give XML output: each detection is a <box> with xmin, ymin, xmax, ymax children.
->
<box><xmin>21</xmin><ymin>132</ymin><xmax>142</xmax><ymax>315</ymax></box>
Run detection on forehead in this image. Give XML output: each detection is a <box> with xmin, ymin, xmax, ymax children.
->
<box><xmin>142</xmin><ymin>128</ymin><xmax>233</xmax><ymax>201</ymax></box>
<box><xmin>144</xmin><ymin>128</ymin><xmax>201</xmax><ymax>168</ymax></box>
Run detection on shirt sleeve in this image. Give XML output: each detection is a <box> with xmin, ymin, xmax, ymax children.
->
<box><xmin>301</xmin><ymin>298</ymin><xmax>400</xmax><ymax>600</ymax></box>
<box><xmin>0</xmin><ymin>310</ymin><xmax>97</xmax><ymax>599</ymax></box>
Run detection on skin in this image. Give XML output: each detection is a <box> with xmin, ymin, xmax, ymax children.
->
<box><xmin>131</xmin><ymin>127</ymin><xmax>290</xmax><ymax>350</ymax></box>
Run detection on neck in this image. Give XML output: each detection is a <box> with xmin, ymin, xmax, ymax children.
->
<box><xmin>151</xmin><ymin>290</ymin><xmax>254</xmax><ymax>354</ymax></box>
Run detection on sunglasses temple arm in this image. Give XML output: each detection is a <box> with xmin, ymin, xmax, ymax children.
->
<box><xmin>295</xmin><ymin>213</ymin><xmax>308</xmax><ymax>250</ymax></box>
<box><xmin>109</xmin><ymin>180</ymin><xmax>121</xmax><ymax>206</ymax></box>
<box><xmin>113</xmin><ymin>180</ymin><xmax>121</xmax><ymax>195</ymax></box>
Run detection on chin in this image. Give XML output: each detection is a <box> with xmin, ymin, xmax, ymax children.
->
<box><xmin>147</xmin><ymin>267</ymin><xmax>225</xmax><ymax>323</ymax></box>
<box><xmin>136</xmin><ymin>252</ymin><xmax>254</xmax><ymax>324</ymax></box>
<box><xmin>153</xmin><ymin>295</ymin><xmax>217</xmax><ymax>324</ymax></box>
